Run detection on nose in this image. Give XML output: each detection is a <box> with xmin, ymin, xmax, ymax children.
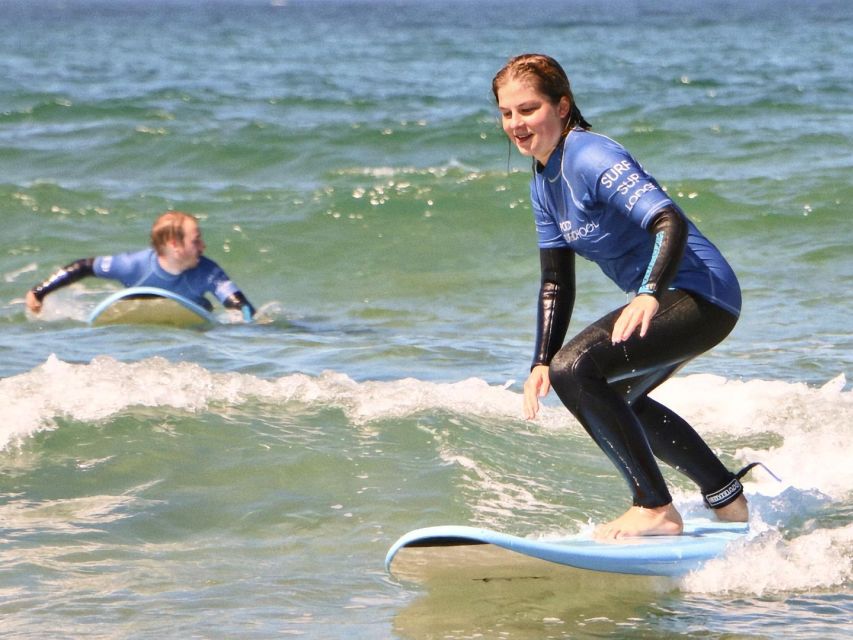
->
<box><xmin>506</xmin><ymin>111</ymin><xmax>519</xmax><ymax>128</ymax></box>
<box><xmin>508</xmin><ymin>111</ymin><xmax>526</xmax><ymax>132</ymax></box>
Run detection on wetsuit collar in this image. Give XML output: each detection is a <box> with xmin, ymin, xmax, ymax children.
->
<box><xmin>536</xmin><ymin>134</ymin><xmax>566</xmax><ymax>180</ymax></box>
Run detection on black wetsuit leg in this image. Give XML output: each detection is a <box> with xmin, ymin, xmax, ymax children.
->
<box><xmin>548</xmin><ymin>289</ymin><xmax>738</xmax><ymax>508</ymax></box>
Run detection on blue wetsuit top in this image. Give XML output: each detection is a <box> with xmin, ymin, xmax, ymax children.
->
<box><xmin>94</xmin><ymin>249</ymin><xmax>240</xmax><ymax>311</ymax></box>
<box><xmin>531</xmin><ymin>129</ymin><xmax>741</xmax><ymax>316</ymax></box>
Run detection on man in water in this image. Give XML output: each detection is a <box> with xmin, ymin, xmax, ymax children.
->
<box><xmin>26</xmin><ymin>210</ymin><xmax>255</xmax><ymax>320</ymax></box>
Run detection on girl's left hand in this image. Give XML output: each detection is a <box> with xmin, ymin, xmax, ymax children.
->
<box><xmin>611</xmin><ymin>294</ymin><xmax>659</xmax><ymax>343</ymax></box>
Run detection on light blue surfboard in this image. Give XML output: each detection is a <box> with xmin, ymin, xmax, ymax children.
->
<box><xmin>88</xmin><ymin>286</ymin><xmax>216</xmax><ymax>328</ymax></box>
<box><xmin>385</xmin><ymin>519</ymin><xmax>748</xmax><ymax>578</ymax></box>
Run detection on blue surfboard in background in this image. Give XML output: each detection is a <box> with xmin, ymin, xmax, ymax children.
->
<box><xmin>88</xmin><ymin>286</ymin><xmax>215</xmax><ymax>328</ymax></box>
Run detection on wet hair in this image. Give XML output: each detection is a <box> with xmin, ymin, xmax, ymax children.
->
<box><xmin>150</xmin><ymin>211</ymin><xmax>197</xmax><ymax>255</ymax></box>
<box><xmin>492</xmin><ymin>53</ymin><xmax>591</xmax><ymax>132</ymax></box>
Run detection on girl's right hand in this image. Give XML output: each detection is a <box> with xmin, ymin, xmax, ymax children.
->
<box><xmin>523</xmin><ymin>365</ymin><xmax>551</xmax><ymax>420</ymax></box>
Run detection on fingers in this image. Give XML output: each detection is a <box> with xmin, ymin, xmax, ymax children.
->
<box><xmin>523</xmin><ymin>380</ymin><xmax>540</xmax><ymax>420</ymax></box>
<box><xmin>25</xmin><ymin>290</ymin><xmax>42</xmax><ymax>313</ymax></box>
<box><xmin>611</xmin><ymin>296</ymin><xmax>659</xmax><ymax>343</ymax></box>
<box><xmin>523</xmin><ymin>366</ymin><xmax>550</xmax><ymax>420</ymax></box>
<box><xmin>539</xmin><ymin>375</ymin><xmax>551</xmax><ymax>398</ymax></box>
<box><xmin>639</xmin><ymin>311</ymin><xmax>652</xmax><ymax>338</ymax></box>
<box><xmin>611</xmin><ymin>307</ymin><xmax>640</xmax><ymax>343</ymax></box>
<box><xmin>523</xmin><ymin>392</ymin><xmax>539</xmax><ymax>421</ymax></box>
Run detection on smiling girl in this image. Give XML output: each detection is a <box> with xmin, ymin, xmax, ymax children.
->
<box><xmin>493</xmin><ymin>53</ymin><xmax>752</xmax><ymax>538</ymax></box>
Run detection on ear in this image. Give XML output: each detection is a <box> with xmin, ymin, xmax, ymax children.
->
<box><xmin>558</xmin><ymin>96</ymin><xmax>572</xmax><ymax>120</ymax></box>
<box><xmin>164</xmin><ymin>237</ymin><xmax>181</xmax><ymax>253</ymax></box>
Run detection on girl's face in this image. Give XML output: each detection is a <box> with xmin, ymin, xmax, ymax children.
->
<box><xmin>497</xmin><ymin>76</ymin><xmax>570</xmax><ymax>166</ymax></box>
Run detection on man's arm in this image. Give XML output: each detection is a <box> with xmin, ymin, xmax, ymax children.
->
<box><xmin>27</xmin><ymin>258</ymin><xmax>95</xmax><ymax>313</ymax></box>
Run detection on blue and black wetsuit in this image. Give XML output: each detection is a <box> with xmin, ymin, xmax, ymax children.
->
<box><xmin>531</xmin><ymin>128</ymin><xmax>744</xmax><ymax>510</ymax></box>
<box><xmin>31</xmin><ymin>248</ymin><xmax>254</xmax><ymax>317</ymax></box>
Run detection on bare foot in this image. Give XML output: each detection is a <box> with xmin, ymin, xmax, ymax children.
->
<box><xmin>594</xmin><ymin>503</ymin><xmax>684</xmax><ymax>540</ymax></box>
<box><xmin>714</xmin><ymin>494</ymin><xmax>749</xmax><ymax>522</ymax></box>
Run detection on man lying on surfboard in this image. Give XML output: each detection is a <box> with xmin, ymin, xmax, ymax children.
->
<box><xmin>25</xmin><ymin>210</ymin><xmax>255</xmax><ymax>320</ymax></box>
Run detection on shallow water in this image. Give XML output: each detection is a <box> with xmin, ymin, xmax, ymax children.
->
<box><xmin>1</xmin><ymin>1</ymin><xmax>850</xmax><ymax>638</ymax></box>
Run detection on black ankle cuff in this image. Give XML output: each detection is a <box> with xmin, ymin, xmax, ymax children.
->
<box><xmin>703</xmin><ymin>462</ymin><xmax>781</xmax><ymax>509</ymax></box>
<box><xmin>703</xmin><ymin>475</ymin><xmax>743</xmax><ymax>509</ymax></box>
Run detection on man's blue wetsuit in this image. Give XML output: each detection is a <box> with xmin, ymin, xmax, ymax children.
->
<box><xmin>30</xmin><ymin>248</ymin><xmax>254</xmax><ymax>317</ymax></box>
<box><xmin>94</xmin><ymin>249</ymin><xmax>240</xmax><ymax>311</ymax></box>
<box><xmin>530</xmin><ymin>128</ymin><xmax>747</xmax><ymax>512</ymax></box>
<box><xmin>532</xmin><ymin>128</ymin><xmax>741</xmax><ymax>316</ymax></box>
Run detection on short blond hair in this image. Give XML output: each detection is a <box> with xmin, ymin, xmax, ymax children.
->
<box><xmin>150</xmin><ymin>211</ymin><xmax>197</xmax><ymax>255</ymax></box>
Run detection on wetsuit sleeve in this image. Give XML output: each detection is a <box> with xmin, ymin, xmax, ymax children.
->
<box><xmin>30</xmin><ymin>258</ymin><xmax>95</xmax><ymax>301</ymax></box>
<box><xmin>223</xmin><ymin>291</ymin><xmax>256</xmax><ymax>320</ymax></box>
<box><xmin>636</xmin><ymin>206</ymin><xmax>687</xmax><ymax>297</ymax></box>
<box><xmin>532</xmin><ymin>247</ymin><xmax>576</xmax><ymax>369</ymax></box>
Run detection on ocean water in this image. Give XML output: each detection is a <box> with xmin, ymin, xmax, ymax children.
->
<box><xmin>0</xmin><ymin>0</ymin><xmax>850</xmax><ymax>638</ymax></box>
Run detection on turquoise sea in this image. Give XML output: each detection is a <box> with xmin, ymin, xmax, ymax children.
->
<box><xmin>1</xmin><ymin>0</ymin><xmax>850</xmax><ymax>637</ymax></box>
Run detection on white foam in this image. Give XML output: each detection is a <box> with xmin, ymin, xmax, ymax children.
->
<box><xmin>3</xmin><ymin>357</ymin><xmax>850</xmax><ymax>504</ymax></box>
<box><xmin>0</xmin><ymin>356</ymin><xmax>517</xmax><ymax>449</ymax></box>
<box><xmin>3</xmin><ymin>357</ymin><xmax>849</xmax><ymax>593</ymax></box>
<box><xmin>652</xmin><ymin>373</ymin><xmax>852</xmax><ymax>500</ymax></box>
<box><xmin>682</xmin><ymin>521</ymin><xmax>853</xmax><ymax>595</ymax></box>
